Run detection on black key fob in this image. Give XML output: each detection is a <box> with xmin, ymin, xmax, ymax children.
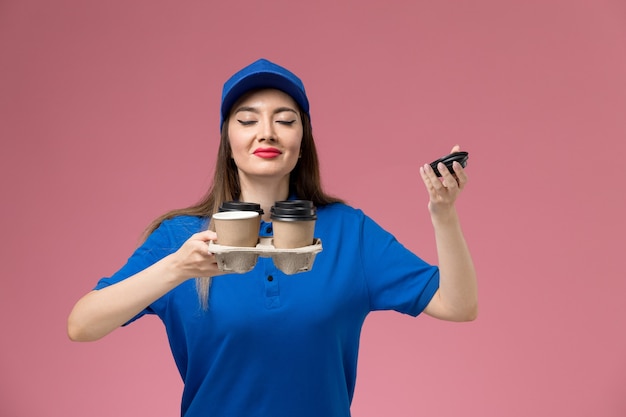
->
<box><xmin>429</xmin><ymin>151</ymin><xmax>469</xmax><ymax>177</ymax></box>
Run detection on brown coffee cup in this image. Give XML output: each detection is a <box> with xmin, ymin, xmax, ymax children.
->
<box><xmin>270</xmin><ymin>200</ymin><xmax>317</xmax><ymax>249</ymax></box>
<box><xmin>212</xmin><ymin>211</ymin><xmax>260</xmax><ymax>247</ymax></box>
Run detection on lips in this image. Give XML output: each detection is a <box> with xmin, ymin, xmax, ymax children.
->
<box><xmin>253</xmin><ymin>147</ymin><xmax>282</xmax><ymax>158</ymax></box>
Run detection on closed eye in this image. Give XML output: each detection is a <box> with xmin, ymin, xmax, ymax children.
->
<box><xmin>237</xmin><ymin>120</ymin><xmax>257</xmax><ymax>126</ymax></box>
<box><xmin>277</xmin><ymin>120</ymin><xmax>296</xmax><ymax>125</ymax></box>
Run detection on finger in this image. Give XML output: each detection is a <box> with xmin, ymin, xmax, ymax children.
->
<box><xmin>438</xmin><ymin>163</ymin><xmax>458</xmax><ymax>189</ymax></box>
<box><xmin>450</xmin><ymin>144</ymin><xmax>461</xmax><ymax>153</ymax></box>
<box><xmin>192</xmin><ymin>230</ymin><xmax>218</xmax><ymax>242</ymax></box>
<box><xmin>419</xmin><ymin>165</ymin><xmax>431</xmax><ymax>185</ymax></box>
<box><xmin>452</xmin><ymin>161</ymin><xmax>468</xmax><ymax>187</ymax></box>
<box><xmin>421</xmin><ymin>164</ymin><xmax>442</xmax><ymax>192</ymax></box>
<box><xmin>186</xmin><ymin>239</ymin><xmax>214</xmax><ymax>257</ymax></box>
<box><xmin>205</xmin><ymin>254</ymin><xmax>229</xmax><ymax>277</ymax></box>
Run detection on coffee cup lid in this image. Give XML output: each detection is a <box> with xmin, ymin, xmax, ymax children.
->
<box><xmin>270</xmin><ymin>202</ymin><xmax>317</xmax><ymax>221</ymax></box>
<box><xmin>219</xmin><ymin>201</ymin><xmax>264</xmax><ymax>215</ymax></box>
<box><xmin>272</xmin><ymin>200</ymin><xmax>314</xmax><ymax>209</ymax></box>
<box><xmin>213</xmin><ymin>211</ymin><xmax>259</xmax><ymax>220</ymax></box>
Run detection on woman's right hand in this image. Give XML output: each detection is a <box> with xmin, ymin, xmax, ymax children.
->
<box><xmin>167</xmin><ymin>230</ymin><xmax>227</xmax><ymax>284</ymax></box>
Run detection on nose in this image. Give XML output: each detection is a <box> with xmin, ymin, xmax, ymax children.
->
<box><xmin>258</xmin><ymin>117</ymin><xmax>276</xmax><ymax>142</ymax></box>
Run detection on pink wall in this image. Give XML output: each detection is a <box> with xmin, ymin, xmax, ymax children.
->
<box><xmin>1</xmin><ymin>0</ymin><xmax>625</xmax><ymax>415</ymax></box>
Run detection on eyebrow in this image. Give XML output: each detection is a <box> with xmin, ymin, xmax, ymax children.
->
<box><xmin>234</xmin><ymin>106</ymin><xmax>298</xmax><ymax>116</ymax></box>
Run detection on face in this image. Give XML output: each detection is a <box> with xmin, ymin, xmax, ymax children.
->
<box><xmin>227</xmin><ymin>88</ymin><xmax>303</xmax><ymax>184</ymax></box>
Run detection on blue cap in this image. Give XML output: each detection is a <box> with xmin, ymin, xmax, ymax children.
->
<box><xmin>220</xmin><ymin>58</ymin><xmax>310</xmax><ymax>129</ymax></box>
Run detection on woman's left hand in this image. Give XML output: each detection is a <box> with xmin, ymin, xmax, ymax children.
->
<box><xmin>420</xmin><ymin>145</ymin><xmax>478</xmax><ymax>322</ymax></box>
<box><xmin>419</xmin><ymin>145</ymin><xmax>467</xmax><ymax>216</ymax></box>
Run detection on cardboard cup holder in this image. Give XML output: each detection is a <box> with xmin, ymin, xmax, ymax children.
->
<box><xmin>208</xmin><ymin>237</ymin><xmax>322</xmax><ymax>275</ymax></box>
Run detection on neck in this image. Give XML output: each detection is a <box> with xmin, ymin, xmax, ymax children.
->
<box><xmin>239</xmin><ymin>176</ymin><xmax>290</xmax><ymax>222</ymax></box>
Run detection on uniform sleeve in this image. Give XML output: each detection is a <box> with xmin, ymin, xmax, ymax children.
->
<box><xmin>93</xmin><ymin>216</ymin><xmax>203</xmax><ymax>323</ymax></box>
<box><xmin>359</xmin><ymin>212</ymin><xmax>440</xmax><ymax>316</ymax></box>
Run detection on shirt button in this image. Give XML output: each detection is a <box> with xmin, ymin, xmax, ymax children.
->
<box><xmin>267</xmin><ymin>275</ymin><xmax>274</xmax><ymax>282</ymax></box>
<box><xmin>266</xmin><ymin>226</ymin><xmax>273</xmax><ymax>233</ymax></box>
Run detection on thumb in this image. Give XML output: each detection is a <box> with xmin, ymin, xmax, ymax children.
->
<box><xmin>450</xmin><ymin>144</ymin><xmax>461</xmax><ymax>153</ymax></box>
<box><xmin>194</xmin><ymin>229</ymin><xmax>218</xmax><ymax>242</ymax></box>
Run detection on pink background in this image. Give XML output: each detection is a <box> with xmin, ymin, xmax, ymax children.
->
<box><xmin>1</xmin><ymin>0</ymin><xmax>625</xmax><ymax>416</ymax></box>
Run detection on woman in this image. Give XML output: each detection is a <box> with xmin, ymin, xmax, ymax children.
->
<box><xmin>67</xmin><ymin>58</ymin><xmax>478</xmax><ymax>417</ymax></box>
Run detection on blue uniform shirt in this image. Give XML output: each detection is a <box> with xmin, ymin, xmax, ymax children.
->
<box><xmin>95</xmin><ymin>203</ymin><xmax>439</xmax><ymax>417</ymax></box>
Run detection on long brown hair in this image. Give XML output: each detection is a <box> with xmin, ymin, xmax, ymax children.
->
<box><xmin>141</xmin><ymin>108</ymin><xmax>343</xmax><ymax>307</ymax></box>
